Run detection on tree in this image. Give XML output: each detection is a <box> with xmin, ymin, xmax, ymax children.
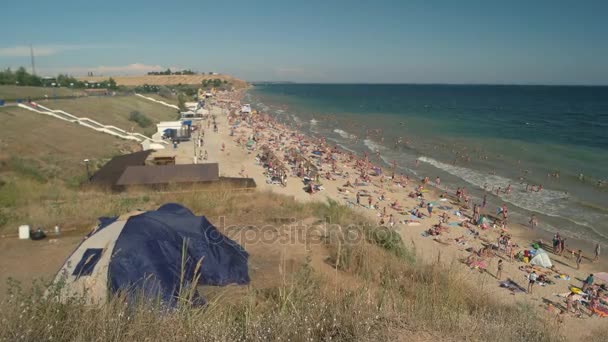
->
<box><xmin>0</xmin><ymin>68</ymin><xmax>16</xmax><ymax>85</ymax></box>
<box><xmin>108</xmin><ymin>77</ymin><xmax>118</xmax><ymax>90</ymax></box>
<box><xmin>177</xmin><ymin>93</ymin><xmax>187</xmax><ymax>112</ymax></box>
<box><xmin>15</xmin><ymin>67</ymin><xmax>28</xmax><ymax>85</ymax></box>
<box><xmin>128</xmin><ymin>111</ymin><xmax>152</xmax><ymax>127</ymax></box>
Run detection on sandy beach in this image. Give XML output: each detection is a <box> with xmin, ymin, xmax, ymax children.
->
<box><xmin>163</xmin><ymin>89</ymin><xmax>607</xmax><ymax>339</ymax></box>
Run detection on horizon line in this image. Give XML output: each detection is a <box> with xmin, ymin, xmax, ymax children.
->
<box><xmin>248</xmin><ymin>81</ymin><xmax>608</xmax><ymax>87</ymax></box>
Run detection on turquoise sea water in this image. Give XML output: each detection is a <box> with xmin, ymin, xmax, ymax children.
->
<box><xmin>246</xmin><ymin>84</ymin><xmax>608</xmax><ymax>246</ymax></box>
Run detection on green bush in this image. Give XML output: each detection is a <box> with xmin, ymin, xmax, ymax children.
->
<box><xmin>7</xmin><ymin>157</ymin><xmax>46</xmax><ymax>182</ymax></box>
<box><xmin>128</xmin><ymin>111</ymin><xmax>152</xmax><ymax>128</ymax></box>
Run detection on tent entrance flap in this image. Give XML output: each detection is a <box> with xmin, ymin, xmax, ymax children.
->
<box><xmin>72</xmin><ymin>248</ymin><xmax>104</xmax><ymax>278</ymax></box>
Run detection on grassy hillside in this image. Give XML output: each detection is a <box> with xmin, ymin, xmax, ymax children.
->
<box><xmin>0</xmin><ymin>85</ymin><xmax>86</xmax><ymax>101</ymax></box>
<box><xmin>0</xmin><ymin>187</ymin><xmax>576</xmax><ymax>341</ymax></box>
<box><xmin>0</xmin><ymin>106</ymin><xmax>139</xmax><ymax>231</ymax></box>
<box><xmin>45</xmin><ymin>95</ymin><xmax>178</xmax><ymax>135</ymax></box>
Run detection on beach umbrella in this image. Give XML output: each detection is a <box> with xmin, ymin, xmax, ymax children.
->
<box><xmin>595</xmin><ymin>272</ymin><xmax>608</xmax><ymax>283</ymax></box>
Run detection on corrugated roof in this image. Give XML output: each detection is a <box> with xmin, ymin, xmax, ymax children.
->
<box><xmin>116</xmin><ymin>163</ymin><xmax>219</xmax><ymax>186</ymax></box>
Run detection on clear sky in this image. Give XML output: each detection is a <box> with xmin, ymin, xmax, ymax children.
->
<box><xmin>1</xmin><ymin>0</ymin><xmax>607</xmax><ymax>84</ymax></box>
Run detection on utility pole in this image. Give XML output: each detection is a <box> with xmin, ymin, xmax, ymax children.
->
<box><xmin>30</xmin><ymin>45</ymin><xmax>36</xmax><ymax>76</ymax></box>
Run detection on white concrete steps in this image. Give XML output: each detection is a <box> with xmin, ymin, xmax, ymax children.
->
<box><xmin>135</xmin><ymin>94</ymin><xmax>180</xmax><ymax>110</ymax></box>
<box><xmin>17</xmin><ymin>103</ymin><xmax>167</xmax><ymax>147</ymax></box>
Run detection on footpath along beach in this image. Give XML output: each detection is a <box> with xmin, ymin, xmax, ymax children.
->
<box><xmin>182</xmin><ymin>90</ymin><xmax>608</xmax><ymax>338</ymax></box>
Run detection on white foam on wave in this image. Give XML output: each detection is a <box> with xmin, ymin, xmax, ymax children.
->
<box><xmin>333</xmin><ymin>129</ymin><xmax>356</xmax><ymax>139</ymax></box>
<box><xmin>418</xmin><ymin>156</ymin><xmax>568</xmax><ymax>210</ymax></box>
<box><xmin>337</xmin><ymin>143</ymin><xmax>358</xmax><ymax>154</ymax></box>
<box><xmin>310</xmin><ymin>118</ymin><xmax>318</xmax><ymax>125</ymax></box>
<box><xmin>363</xmin><ymin>139</ymin><xmax>386</xmax><ymax>152</ymax></box>
<box><xmin>379</xmin><ymin>155</ymin><xmax>420</xmax><ymax>178</ymax></box>
<box><xmin>417</xmin><ymin>156</ymin><xmax>607</xmax><ymax>239</ymax></box>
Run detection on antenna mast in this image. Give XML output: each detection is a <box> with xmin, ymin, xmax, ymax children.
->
<box><xmin>30</xmin><ymin>45</ymin><xmax>36</xmax><ymax>75</ymax></box>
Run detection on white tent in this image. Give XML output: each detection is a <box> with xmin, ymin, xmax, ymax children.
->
<box><xmin>530</xmin><ymin>249</ymin><xmax>553</xmax><ymax>268</ymax></box>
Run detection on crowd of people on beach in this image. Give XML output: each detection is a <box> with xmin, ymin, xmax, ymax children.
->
<box><xmin>212</xmin><ymin>90</ymin><xmax>608</xmax><ymax>322</ymax></box>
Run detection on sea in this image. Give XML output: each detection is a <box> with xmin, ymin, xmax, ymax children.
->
<box><xmin>245</xmin><ymin>84</ymin><xmax>608</xmax><ymax>247</ymax></box>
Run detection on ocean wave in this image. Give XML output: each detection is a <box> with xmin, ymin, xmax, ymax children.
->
<box><xmin>418</xmin><ymin>156</ymin><xmax>568</xmax><ymax>205</ymax></box>
<box><xmin>337</xmin><ymin>143</ymin><xmax>358</xmax><ymax>154</ymax></box>
<box><xmin>417</xmin><ymin>155</ymin><xmax>607</xmax><ymax>239</ymax></box>
<box><xmin>333</xmin><ymin>128</ymin><xmax>356</xmax><ymax>139</ymax></box>
<box><xmin>363</xmin><ymin>139</ymin><xmax>386</xmax><ymax>152</ymax></box>
<box><xmin>291</xmin><ymin>115</ymin><xmax>301</xmax><ymax>124</ymax></box>
<box><xmin>380</xmin><ymin>155</ymin><xmax>420</xmax><ymax>177</ymax></box>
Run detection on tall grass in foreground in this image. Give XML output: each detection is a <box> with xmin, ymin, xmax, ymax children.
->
<box><xmin>1</xmin><ymin>256</ymin><xmax>562</xmax><ymax>342</ymax></box>
<box><xmin>0</xmin><ymin>189</ymin><xmax>567</xmax><ymax>341</ymax></box>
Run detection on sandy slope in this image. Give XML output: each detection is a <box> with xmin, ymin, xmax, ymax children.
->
<box><xmin>76</xmin><ymin>75</ymin><xmax>248</xmax><ymax>88</ymax></box>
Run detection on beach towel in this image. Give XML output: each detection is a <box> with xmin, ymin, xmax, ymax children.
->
<box><xmin>592</xmin><ymin>306</ymin><xmax>608</xmax><ymax>317</ymax></box>
<box><xmin>470</xmin><ymin>260</ymin><xmax>487</xmax><ymax>269</ymax></box>
<box><xmin>448</xmin><ymin>222</ymin><xmax>461</xmax><ymax>226</ymax></box>
<box><xmin>407</xmin><ymin>222</ymin><xmax>421</xmax><ymax>226</ymax></box>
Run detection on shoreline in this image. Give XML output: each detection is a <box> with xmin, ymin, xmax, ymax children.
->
<box><xmin>213</xmin><ymin>89</ymin><xmax>606</xmax><ymax>271</ymax></box>
<box><xmin>188</xmin><ymin>90</ymin><xmax>607</xmax><ymax>339</ymax></box>
<box><xmin>245</xmin><ymin>88</ymin><xmax>607</xmax><ymax>253</ymax></box>
<box><xmin>244</xmin><ymin>86</ymin><xmax>608</xmax><ymax>248</ymax></box>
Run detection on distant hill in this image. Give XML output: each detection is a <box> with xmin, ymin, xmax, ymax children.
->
<box><xmin>77</xmin><ymin>74</ymin><xmax>248</xmax><ymax>88</ymax></box>
<box><xmin>0</xmin><ymin>85</ymin><xmax>86</xmax><ymax>101</ymax></box>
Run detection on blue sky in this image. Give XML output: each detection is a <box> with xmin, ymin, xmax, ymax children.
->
<box><xmin>1</xmin><ymin>0</ymin><xmax>607</xmax><ymax>84</ymax></box>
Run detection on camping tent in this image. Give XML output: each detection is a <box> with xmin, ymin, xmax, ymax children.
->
<box><xmin>529</xmin><ymin>249</ymin><xmax>553</xmax><ymax>268</ymax></box>
<box><xmin>52</xmin><ymin>203</ymin><xmax>249</xmax><ymax>305</ymax></box>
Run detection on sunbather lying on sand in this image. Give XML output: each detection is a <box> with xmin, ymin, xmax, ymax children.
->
<box><xmin>428</xmin><ymin>224</ymin><xmax>449</xmax><ymax>236</ymax></box>
<box><xmin>411</xmin><ymin>209</ymin><xmax>424</xmax><ymax>218</ymax></box>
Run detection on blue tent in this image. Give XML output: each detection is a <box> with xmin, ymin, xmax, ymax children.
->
<box><xmin>53</xmin><ymin>203</ymin><xmax>249</xmax><ymax>305</ymax></box>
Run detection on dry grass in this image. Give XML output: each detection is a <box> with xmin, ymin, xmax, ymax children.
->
<box><xmin>46</xmin><ymin>96</ymin><xmax>179</xmax><ymax>135</ymax></box>
<box><xmin>0</xmin><ymin>105</ymin><xmax>140</xmax><ymax>232</ymax></box>
<box><xmin>0</xmin><ymin>106</ymin><xmax>136</xmax><ymax>174</ymax></box>
<box><xmin>77</xmin><ymin>75</ymin><xmax>248</xmax><ymax>89</ymax></box>
<box><xmin>0</xmin><ymin>185</ymin><xmax>568</xmax><ymax>341</ymax></box>
<box><xmin>0</xmin><ymin>85</ymin><xmax>86</xmax><ymax>101</ymax></box>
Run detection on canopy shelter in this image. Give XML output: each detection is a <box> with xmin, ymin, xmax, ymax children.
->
<box><xmin>529</xmin><ymin>249</ymin><xmax>553</xmax><ymax>268</ymax></box>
